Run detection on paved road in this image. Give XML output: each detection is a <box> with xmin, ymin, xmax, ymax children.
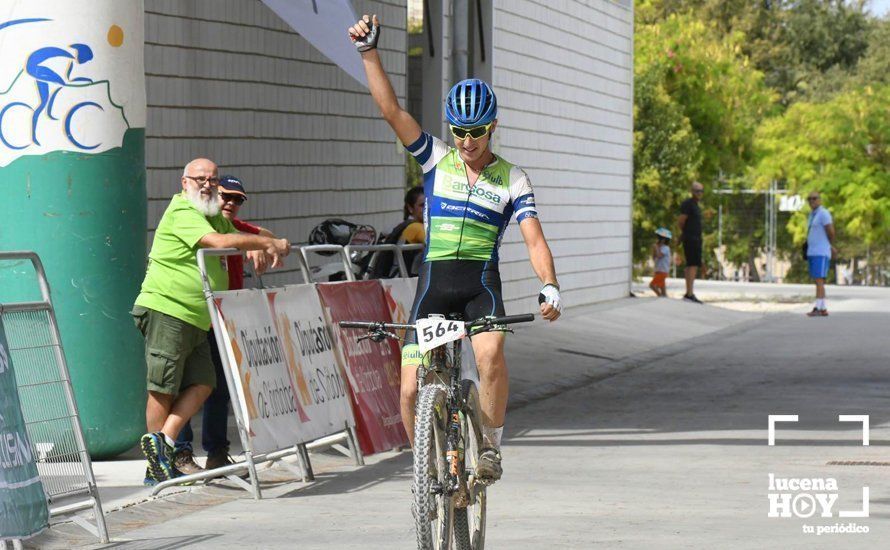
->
<box><xmin>75</xmin><ymin>288</ymin><xmax>890</xmax><ymax>549</ymax></box>
<box><xmin>636</xmin><ymin>278</ymin><xmax>890</xmax><ymax>313</ymax></box>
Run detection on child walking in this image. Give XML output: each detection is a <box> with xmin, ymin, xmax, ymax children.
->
<box><xmin>650</xmin><ymin>228</ymin><xmax>672</xmax><ymax>297</ymax></box>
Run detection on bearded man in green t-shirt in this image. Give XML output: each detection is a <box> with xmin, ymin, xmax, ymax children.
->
<box><xmin>132</xmin><ymin>158</ymin><xmax>290</xmax><ymax>483</ymax></box>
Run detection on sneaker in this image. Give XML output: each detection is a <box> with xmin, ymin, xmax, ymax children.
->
<box><xmin>806</xmin><ymin>307</ymin><xmax>821</xmax><ymax>317</ymax></box>
<box><xmin>206</xmin><ymin>449</ymin><xmax>235</xmax><ymax>471</ymax></box>
<box><xmin>173</xmin><ymin>448</ymin><xmax>205</xmax><ymax>476</ymax></box>
<box><xmin>476</xmin><ymin>448</ymin><xmax>502</xmax><ymax>484</ymax></box>
<box><xmin>143</xmin><ymin>466</ymin><xmax>158</xmax><ymax>487</ymax></box>
<box><xmin>820</xmin><ymin>309</ymin><xmax>829</xmax><ymax>317</ymax></box>
<box><xmin>683</xmin><ymin>294</ymin><xmax>703</xmax><ymax>304</ymax></box>
<box><xmin>140</xmin><ymin>432</ymin><xmax>175</xmax><ymax>482</ymax></box>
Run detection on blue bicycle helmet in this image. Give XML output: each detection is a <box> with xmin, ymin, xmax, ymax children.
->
<box><xmin>445</xmin><ymin>78</ymin><xmax>498</xmax><ymax>127</ymax></box>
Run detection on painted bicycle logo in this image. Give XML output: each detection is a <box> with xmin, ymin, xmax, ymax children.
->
<box><xmin>0</xmin><ymin>18</ymin><xmax>130</xmax><ymax>152</ymax></box>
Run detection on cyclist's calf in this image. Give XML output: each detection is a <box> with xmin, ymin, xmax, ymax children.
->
<box><xmin>400</xmin><ymin>343</ymin><xmax>423</xmax><ymax>446</ymax></box>
<box><xmin>470</xmin><ymin>331</ymin><xmax>508</xmax><ymax>428</ymax></box>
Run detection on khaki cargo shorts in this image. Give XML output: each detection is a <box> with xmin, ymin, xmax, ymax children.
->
<box><xmin>131</xmin><ymin>306</ymin><xmax>215</xmax><ymax>395</ymax></box>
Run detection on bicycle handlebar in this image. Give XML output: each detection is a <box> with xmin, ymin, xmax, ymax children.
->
<box><xmin>338</xmin><ymin>314</ymin><xmax>535</xmax><ymax>333</ymax></box>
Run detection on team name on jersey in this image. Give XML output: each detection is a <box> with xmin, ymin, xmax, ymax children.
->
<box><xmin>450</xmin><ymin>181</ymin><xmax>503</xmax><ymax>204</ymax></box>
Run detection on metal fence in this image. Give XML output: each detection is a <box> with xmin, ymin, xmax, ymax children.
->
<box><xmin>0</xmin><ymin>251</ymin><xmax>107</xmax><ymax>543</ymax></box>
<box><xmin>150</xmin><ymin>243</ymin><xmax>422</xmax><ymax>496</ymax></box>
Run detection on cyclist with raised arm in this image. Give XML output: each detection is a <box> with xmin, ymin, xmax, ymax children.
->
<box><xmin>349</xmin><ymin>15</ymin><xmax>562</xmax><ymax>483</ymax></box>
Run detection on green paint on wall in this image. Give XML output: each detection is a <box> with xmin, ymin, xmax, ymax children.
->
<box><xmin>0</xmin><ymin>127</ymin><xmax>146</xmax><ymax>458</ymax></box>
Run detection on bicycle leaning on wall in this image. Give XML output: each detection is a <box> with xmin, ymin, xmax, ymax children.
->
<box><xmin>340</xmin><ymin>313</ymin><xmax>534</xmax><ymax>550</ymax></box>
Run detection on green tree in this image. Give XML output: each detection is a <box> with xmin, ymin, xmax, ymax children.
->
<box><xmin>753</xmin><ymin>85</ymin><xmax>890</xmax><ymax>263</ymax></box>
<box><xmin>636</xmin><ymin>0</ymin><xmax>873</xmax><ymax>105</ymax></box>
<box><xmin>633</xmin><ymin>13</ymin><xmax>775</xmax><ymax>264</ymax></box>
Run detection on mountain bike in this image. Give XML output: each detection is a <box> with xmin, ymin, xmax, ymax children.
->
<box><xmin>340</xmin><ymin>313</ymin><xmax>534</xmax><ymax>550</ymax></box>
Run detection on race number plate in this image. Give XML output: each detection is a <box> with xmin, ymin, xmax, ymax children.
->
<box><xmin>416</xmin><ymin>316</ymin><xmax>466</xmax><ymax>354</ymax></box>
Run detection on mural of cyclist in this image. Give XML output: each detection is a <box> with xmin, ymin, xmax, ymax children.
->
<box><xmin>25</xmin><ymin>43</ymin><xmax>94</xmax><ymax>145</ymax></box>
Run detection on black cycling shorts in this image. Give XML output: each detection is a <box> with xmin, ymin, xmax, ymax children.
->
<box><xmin>683</xmin><ymin>238</ymin><xmax>702</xmax><ymax>267</ymax></box>
<box><xmin>405</xmin><ymin>260</ymin><xmax>505</xmax><ymax>345</ymax></box>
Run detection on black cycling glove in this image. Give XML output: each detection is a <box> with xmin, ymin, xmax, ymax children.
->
<box><xmin>352</xmin><ymin>16</ymin><xmax>380</xmax><ymax>52</ymax></box>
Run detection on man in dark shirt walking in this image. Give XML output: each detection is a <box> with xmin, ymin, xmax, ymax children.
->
<box><xmin>678</xmin><ymin>182</ymin><xmax>704</xmax><ymax>303</ymax></box>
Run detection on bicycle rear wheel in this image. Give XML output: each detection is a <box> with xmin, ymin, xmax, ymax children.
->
<box><xmin>413</xmin><ymin>383</ymin><xmax>452</xmax><ymax>550</ymax></box>
<box><xmin>454</xmin><ymin>380</ymin><xmax>486</xmax><ymax>550</ymax></box>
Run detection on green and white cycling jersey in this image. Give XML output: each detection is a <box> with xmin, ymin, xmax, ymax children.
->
<box><xmin>405</xmin><ymin>131</ymin><xmax>538</xmax><ymax>262</ymax></box>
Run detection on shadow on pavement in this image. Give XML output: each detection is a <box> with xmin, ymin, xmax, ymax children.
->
<box><xmin>278</xmin><ymin>450</ymin><xmax>411</xmax><ymax>499</ymax></box>
<box><xmin>98</xmin><ymin>534</ymin><xmax>220</xmax><ymax>549</ymax></box>
<box><xmin>505</xmin><ymin>311</ymin><xmax>890</xmax><ymax>442</ymax></box>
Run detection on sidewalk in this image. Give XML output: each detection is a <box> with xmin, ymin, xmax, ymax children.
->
<box><xmin>31</xmin><ymin>296</ymin><xmax>760</xmax><ymax>548</ymax></box>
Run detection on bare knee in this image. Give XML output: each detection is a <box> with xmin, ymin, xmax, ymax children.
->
<box><xmin>400</xmin><ymin>382</ymin><xmax>417</xmax><ymax>412</ymax></box>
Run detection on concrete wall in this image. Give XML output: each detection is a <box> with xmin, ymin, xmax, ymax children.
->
<box><xmin>143</xmin><ymin>0</ymin><xmax>407</xmax><ymax>285</ymax></box>
<box><xmin>491</xmin><ymin>0</ymin><xmax>634</xmax><ymax>310</ymax></box>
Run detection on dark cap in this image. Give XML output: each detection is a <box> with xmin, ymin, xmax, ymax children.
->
<box><xmin>219</xmin><ymin>175</ymin><xmax>247</xmax><ymax>199</ymax></box>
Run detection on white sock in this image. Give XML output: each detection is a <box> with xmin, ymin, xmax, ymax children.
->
<box><xmin>817</xmin><ymin>299</ymin><xmax>826</xmax><ymax>310</ymax></box>
<box><xmin>163</xmin><ymin>433</ymin><xmax>175</xmax><ymax>448</ymax></box>
<box><xmin>483</xmin><ymin>425</ymin><xmax>504</xmax><ymax>449</ymax></box>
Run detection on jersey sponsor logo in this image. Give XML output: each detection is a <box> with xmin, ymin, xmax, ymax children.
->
<box><xmin>441</xmin><ymin>201</ymin><xmax>491</xmax><ymax>221</ymax></box>
<box><xmin>522</xmin><ymin>196</ymin><xmax>535</xmax><ymax>206</ymax></box>
<box><xmin>450</xmin><ymin>181</ymin><xmax>502</xmax><ymax>205</ymax></box>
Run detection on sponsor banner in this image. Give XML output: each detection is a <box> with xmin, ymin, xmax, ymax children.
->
<box><xmin>0</xmin><ymin>316</ymin><xmax>49</xmax><ymax>540</ymax></box>
<box><xmin>266</xmin><ymin>285</ymin><xmax>355</xmax><ymax>442</ymax></box>
<box><xmin>380</xmin><ymin>277</ymin><xmax>417</xmax><ymax>340</ymax></box>
<box><xmin>214</xmin><ymin>289</ymin><xmax>311</xmax><ymax>455</ymax></box>
<box><xmin>317</xmin><ymin>281</ymin><xmax>407</xmax><ymax>455</ymax></box>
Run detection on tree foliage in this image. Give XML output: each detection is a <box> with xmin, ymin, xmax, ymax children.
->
<box><xmin>753</xmin><ymin>86</ymin><xmax>890</xmax><ymax>257</ymax></box>
<box><xmin>632</xmin><ymin>12</ymin><xmax>774</xmax><ymax>262</ymax></box>
<box><xmin>633</xmin><ymin>0</ymin><xmax>887</xmax><ymax>278</ymax></box>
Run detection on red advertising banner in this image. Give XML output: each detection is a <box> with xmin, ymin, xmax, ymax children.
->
<box><xmin>317</xmin><ymin>281</ymin><xmax>408</xmax><ymax>455</ymax></box>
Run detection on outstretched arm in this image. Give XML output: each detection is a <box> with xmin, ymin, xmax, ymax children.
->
<box><xmin>199</xmin><ymin>233</ymin><xmax>290</xmax><ymax>269</ymax></box>
<box><xmin>349</xmin><ymin>15</ymin><xmax>422</xmax><ymax>146</ymax></box>
<box><xmin>519</xmin><ymin>218</ymin><xmax>560</xmax><ymax>321</ymax></box>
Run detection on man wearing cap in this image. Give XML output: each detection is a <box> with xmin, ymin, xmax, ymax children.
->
<box><xmin>172</xmin><ymin>175</ymin><xmax>279</xmax><ymax>475</ymax></box>
<box><xmin>133</xmin><ymin>159</ymin><xmax>290</xmax><ymax>484</ymax></box>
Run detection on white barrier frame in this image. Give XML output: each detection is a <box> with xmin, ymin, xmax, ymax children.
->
<box><xmin>299</xmin><ymin>244</ymin><xmax>356</xmax><ymax>282</ymax></box>
<box><xmin>151</xmin><ymin>248</ymin><xmax>364</xmax><ymax>498</ymax></box>
<box><xmin>345</xmin><ymin>243</ymin><xmax>424</xmax><ymax>279</ymax></box>
<box><xmin>0</xmin><ymin>251</ymin><xmax>108</xmax><ymax>543</ymax></box>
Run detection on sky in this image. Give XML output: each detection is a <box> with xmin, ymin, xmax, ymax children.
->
<box><xmin>869</xmin><ymin>0</ymin><xmax>890</xmax><ymax>16</ymax></box>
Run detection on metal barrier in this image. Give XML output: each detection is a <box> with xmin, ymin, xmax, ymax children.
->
<box><xmin>0</xmin><ymin>251</ymin><xmax>107</xmax><ymax>543</ymax></box>
<box><xmin>299</xmin><ymin>244</ymin><xmax>355</xmax><ymax>282</ymax></box>
<box><xmin>345</xmin><ymin>243</ymin><xmax>424</xmax><ymax>279</ymax></box>
<box><xmin>151</xmin><ymin>248</ymin><xmax>364</xmax><ymax>498</ymax></box>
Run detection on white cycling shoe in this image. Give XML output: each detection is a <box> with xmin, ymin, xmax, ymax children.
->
<box><xmin>476</xmin><ymin>447</ymin><xmax>502</xmax><ymax>484</ymax></box>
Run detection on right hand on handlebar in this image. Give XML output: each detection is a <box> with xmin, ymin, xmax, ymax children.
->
<box><xmin>348</xmin><ymin>14</ymin><xmax>380</xmax><ymax>52</ymax></box>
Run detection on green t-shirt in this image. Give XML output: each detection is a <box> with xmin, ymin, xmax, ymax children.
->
<box><xmin>134</xmin><ymin>193</ymin><xmax>236</xmax><ymax>330</ymax></box>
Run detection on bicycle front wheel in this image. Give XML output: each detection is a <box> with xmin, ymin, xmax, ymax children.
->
<box><xmin>454</xmin><ymin>379</ymin><xmax>486</xmax><ymax>550</ymax></box>
<box><xmin>413</xmin><ymin>383</ymin><xmax>452</xmax><ymax>550</ymax></box>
